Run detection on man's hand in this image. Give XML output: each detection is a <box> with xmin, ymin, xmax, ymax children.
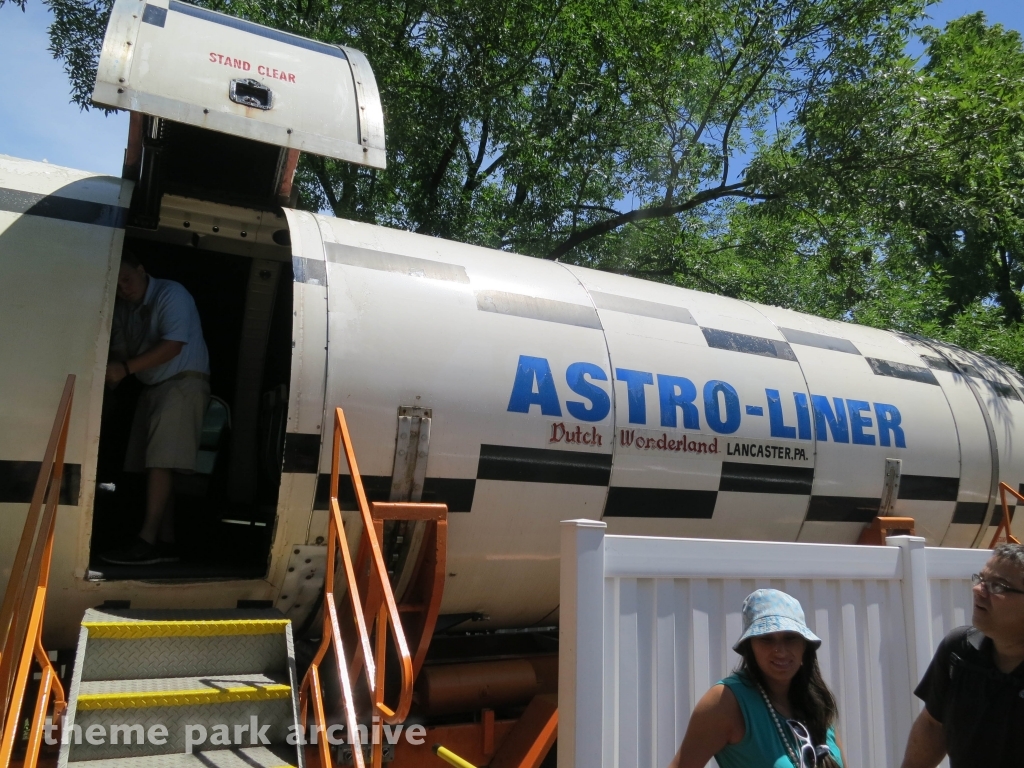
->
<box><xmin>106</xmin><ymin>340</ymin><xmax>185</xmax><ymax>387</ymax></box>
<box><xmin>105</xmin><ymin>361</ymin><xmax>128</xmax><ymax>387</ymax></box>
<box><xmin>901</xmin><ymin>708</ymin><xmax>946</xmax><ymax>768</ymax></box>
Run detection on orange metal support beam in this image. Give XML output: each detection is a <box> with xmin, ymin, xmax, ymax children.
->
<box><xmin>991</xmin><ymin>482</ymin><xmax>1022</xmax><ymax>547</ymax></box>
<box><xmin>857</xmin><ymin>516</ymin><xmax>915</xmax><ymax>545</ymax></box>
<box><xmin>0</xmin><ymin>375</ymin><xmax>73</xmax><ymax>768</ymax></box>
<box><xmin>391</xmin><ymin>719</ymin><xmax>518</xmax><ymax>768</ymax></box>
<box><xmin>488</xmin><ymin>695</ymin><xmax>558</xmax><ymax>768</ymax></box>
<box><xmin>298</xmin><ymin>408</ymin><xmax>449</xmax><ymax>768</ymax></box>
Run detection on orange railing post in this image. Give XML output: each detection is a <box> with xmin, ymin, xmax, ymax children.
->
<box><xmin>991</xmin><ymin>482</ymin><xmax>1023</xmax><ymax>548</ymax></box>
<box><xmin>298</xmin><ymin>408</ymin><xmax>445</xmax><ymax>768</ymax></box>
<box><xmin>0</xmin><ymin>374</ymin><xmax>74</xmax><ymax>768</ymax></box>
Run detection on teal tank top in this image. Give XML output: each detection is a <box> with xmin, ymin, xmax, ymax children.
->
<box><xmin>714</xmin><ymin>673</ymin><xmax>843</xmax><ymax>768</ymax></box>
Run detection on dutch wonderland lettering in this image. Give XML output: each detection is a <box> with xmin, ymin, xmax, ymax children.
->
<box><xmin>507</xmin><ymin>355</ymin><xmax>907</xmax><ymax>447</ymax></box>
<box><xmin>618</xmin><ymin>429</ymin><xmax>718</xmax><ymax>454</ymax></box>
<box><xmin>549</xmin><ymin>423</ymin><xmax>603</xmax><ymax>446</ymax></box>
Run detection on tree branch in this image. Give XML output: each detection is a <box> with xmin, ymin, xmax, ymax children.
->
<box><xmin>544</xmin><ymin>182</ymin><xmax>769</xmax><ymax>260</ymax></box>
<box><xmin>570</xmin><ymin>204</ymin><xmax>623</xmax><ymax>216</ymax></box>
<box><xmin>313</xmin><ymin>156</ymin><xmax>341</xmax><ymax>217</ymax></box>
<box><xmin>463</xmin><ymin>119</ymin><xmax>492</xmax><ymax>192</ymax></box>
<box><xmin>421</xmin><ymin>127</ymin><xmax>462</xmax><ymax>197</ymax></box>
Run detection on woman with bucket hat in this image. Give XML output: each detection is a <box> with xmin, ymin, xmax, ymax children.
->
<box><xmin>668</xmin><ymin>589</ymin><xmax>845</xmax><ymax>768</ymax></box>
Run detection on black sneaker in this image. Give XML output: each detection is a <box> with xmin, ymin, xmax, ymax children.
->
<box><xmin>156</xmin><ymin>540</ymin><xmax>181</xmax><ymax>563</ymax></box>
<box><xmin>100</xmin><ymin>537</ymin><xmax>174</xmax><ymax>565</ymax></box>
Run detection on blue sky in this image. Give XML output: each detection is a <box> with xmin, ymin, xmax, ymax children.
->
<box><xmin>0</xmin><ymin>0</ymin><xmax>1022</xmax><ymax>179</ymax></box>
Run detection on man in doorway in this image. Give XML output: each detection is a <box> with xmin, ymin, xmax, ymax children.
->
<box><xmin>102</xmin><ymin>252</ymin><xmax>210</xmax><ymax>565</ymax></box>
<box><xmin>901</xmin><ymin>542</ymin><xmax>1024</xmax><ymax>768</ymax></box>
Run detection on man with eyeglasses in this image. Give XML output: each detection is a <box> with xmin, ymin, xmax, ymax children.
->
<box><xmin>901</xmin><ymin>543</ymin><xmax>1024</xmax><ymax>768</ymax></box>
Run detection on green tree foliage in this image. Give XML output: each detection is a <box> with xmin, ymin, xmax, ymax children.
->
<box><xmin>27</xmin><ymin>0</ymin><xmax>1024</xmax><ymax>369</ymax></box>
<box><xmin>724</xmin><ymin>12</ymin><xmax>1024</xmax><ymax>365</ymax></box>
<box><xmin>41</xmin><ymin>0</ymin><xmax>922</xmax><ymax>252</ymax></box>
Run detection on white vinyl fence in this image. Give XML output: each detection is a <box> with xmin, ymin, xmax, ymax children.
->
<box><xmin>557</xmin><ymin>520</ymin><xmax>990</xmax><ymax>768</ymax></box>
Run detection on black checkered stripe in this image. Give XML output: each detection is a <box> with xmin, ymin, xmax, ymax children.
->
<box><xmin>718</xmin><ymin>325</ymin><xmax>1021</xmax><ymax>398</ymax></box>
<box><xmin>0</xmin><ymin>460</ymin><xmax>81</xmax><ymax>505</ymax></box>
<box><xmin>916</xmin><ymin>352</ymin><xmax>1023</xmax><ymax>400</ymax></box>
<box><xmin>281</xmin><ymin>435</ymin><xmax>1014</xmax><ymax>524</ymax></box>
<box><xmin>319</xmin><ymin>249</ymin><xmax>986</xmax><ymax>394</ymax></box>
<box><xmin>278</xmin><ymin>269</ymin><xmax>1019</xmax><ymax>522</ymax></box>
<box><xmin>472</xmin><ymin>285</ymin><xmax>996</xmax><ymax>392</ymax></box>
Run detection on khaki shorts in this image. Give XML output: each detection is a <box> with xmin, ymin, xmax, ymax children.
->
<box><xmin>124</xmin><ymin>375</ymin><xmax>211</xmax><ymax>473</ymax></box>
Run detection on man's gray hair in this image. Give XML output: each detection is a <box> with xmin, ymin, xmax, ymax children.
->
<box><xmin>992</xmin><ymin>543</ymin><xmax>1024</xmax><ymax>573</ymax></box>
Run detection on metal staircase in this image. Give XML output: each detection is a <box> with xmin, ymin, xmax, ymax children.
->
<box><xmin>57</xmin><ymin>609</ymin><xmax>302</xmax><ymax>768</ymax></box>
<box><xmin>2</xmin><ymin>390</ymin><xmax>555</xmax><ymax>768</ymax></box>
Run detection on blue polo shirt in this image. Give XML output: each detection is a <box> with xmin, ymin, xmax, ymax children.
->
<box><xmin>111</xmin><ymin>276</ymin><xmax>209</xmax><ymax>385</ymax></box>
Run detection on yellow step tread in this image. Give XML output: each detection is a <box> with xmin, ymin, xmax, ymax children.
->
<box><xmin>76</xmin><ymin>684</ymin><xmax>292</xmax><ymax>710</ymax></box>
<box><xmin>83</xmin><ymin>619</ymin><xmax>289</xmax><ymax>639</ymax></box>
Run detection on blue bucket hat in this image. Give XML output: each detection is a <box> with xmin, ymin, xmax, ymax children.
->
<box><xmin>732</xmin><ymin>589</ymin><xmax>821</xmax><ymax>652</ymax></box>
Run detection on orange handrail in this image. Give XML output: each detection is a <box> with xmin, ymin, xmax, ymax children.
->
<box><xmin>0</xmin><ymin>375</ymin><xmax>74</xmax><ymax>768</ymax></box>
<box><xmin>299</xmin><ymin>408</ymin><xmax>416</xmax><ymax>768</ymax></box>
<box><xmin>992</xmin><ymin>482</ymin><xmax>1023</xmax><ymax>547</ymax></box>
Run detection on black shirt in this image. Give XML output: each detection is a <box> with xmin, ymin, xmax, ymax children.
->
<box><xmin>915</xmin><ymin>626</ymin><xmax>1024</xmax><ymax>768</ymax></box>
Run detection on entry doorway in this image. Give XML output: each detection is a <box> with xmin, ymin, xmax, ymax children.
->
<box><xmin>89</xmin><ymin>237</ymin><xmax>293</xmax><ymax>580</ymax></box>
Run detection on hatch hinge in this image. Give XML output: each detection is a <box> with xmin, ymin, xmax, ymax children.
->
<box><xmin>390</xmin><ymin>406</ymin><xmax>432</xmax><ymax>503</ymax></box>
<box><xmin>879</xmin><ymin>457</ymin><xmax>902</xmax><ymax>515</ymax></box>
<box><xmin>384</xmin><ymin>406</ymin><xmax>432</xmax><ymax>597</ymax></box>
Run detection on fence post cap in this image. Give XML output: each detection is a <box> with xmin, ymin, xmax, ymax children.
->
<box><xmin>886</xmin><ymin>535</ymin><xmax>927</xmax><ymax>547</ymax></box>
<box><xmin>561</xmin><ymin>519</ymin><xmax>607</xmax><ymax>529</ymax></box>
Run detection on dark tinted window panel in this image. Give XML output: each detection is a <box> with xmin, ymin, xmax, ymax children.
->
<box><xmin>960</xmin><ymin>364</ymin><xmax>983</xmax><ymax>378</ymax></box>
<box><xmin>590</xmin><ymin>292</ymin><xmax>696</xmax><ymax>325</ymax></box>
<box><xmin>921</xmin><ymin>355</ymin><xmax>956</xmax><ymax>373</ymax></box>
<box><xmin>865</xmin><ymin>358</ymin><xmax>939</xmax><ymax>386</ymax></box>
<box><xmin>326</xmin><ymin>243</ymin><xmax>469</xmax><ymax>283</ymax></box>
<box><xmin>701</xmin><ymin>328</ymin><xmax>797</xmax><ymax>362</ymax></box>
<box><xmin>476</xmin><ymin>291</ymin><xmax>603</xmax><ymax>330</ymax></box>
<box><xmin>986</xmin><ymin>380</ymin><xmax>1021</xmax><ymax>400</ymax></box>
<box><xmin>779</xmin><ymin>328</ymin><xmax>860</xmax><ymax>355</ymax></box>
<box><xmin>142</xmin><ymin>4</ymin><xmax>166</xmax><ymax>26</ymax></box>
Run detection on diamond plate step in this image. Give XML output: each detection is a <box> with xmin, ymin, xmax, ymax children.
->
<box><xmin>80</xmin><ymin>610</ymin><xmax>289</xmax><ymax>681</ymax></box>
<box><xmin>70</xmin><ymin>675</ymin><xmax>294</xmax><ymax>761</ymax></box>
<box><xmin>83</xmin><ymin>620</ymin><xmax>289</xmax><ymax>639</ymax></box>
<box><xmin>60</xmin><ymin>610</ymin><xmax>302</xmax><ymax>768</ymax></box>
<box><xmin>77</xmin><ymin>673</ymin><xmax>291</xmax><ymax>709</ymax></box>
<box><xmin>70</xmin><ymin>745</ymin><xmax>297</xmax><ymax>768</ymax></box>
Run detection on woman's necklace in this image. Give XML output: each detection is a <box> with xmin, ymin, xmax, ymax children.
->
<box><xmin>755</xmin><ymin>681</ymin><xmax>801</xmax><ymax>767</ymax></box>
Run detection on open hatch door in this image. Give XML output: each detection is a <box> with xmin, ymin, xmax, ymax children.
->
<box><xmin>92</xmin><ymin>0</ymin><xmax>384</xmax><ymax>223</ymax></box>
